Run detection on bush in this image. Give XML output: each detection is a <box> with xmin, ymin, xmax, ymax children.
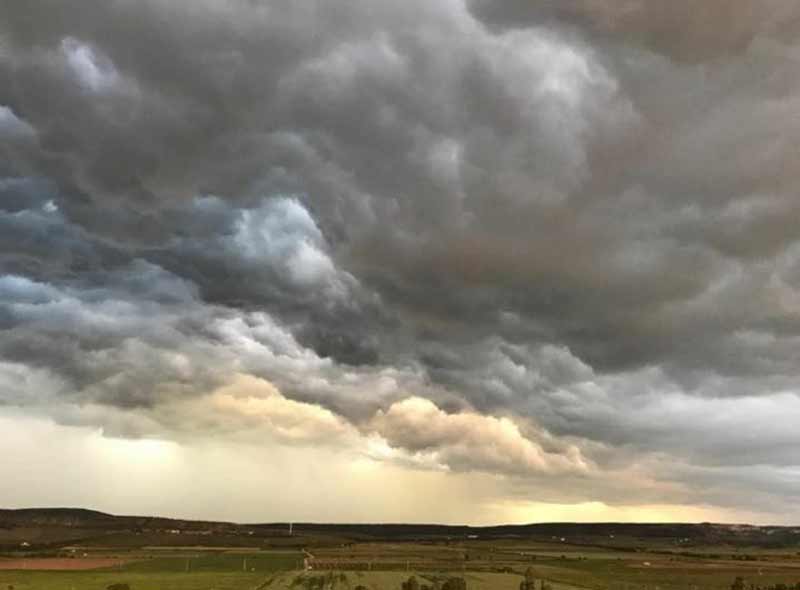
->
<box><xmin>441</xmin><ymin>578</ymin><xmax>466</xmax><ymax>590</ymax></box>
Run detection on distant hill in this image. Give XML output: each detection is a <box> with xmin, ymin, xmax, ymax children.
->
<box><xmin>2</xmin><ymin>508</ymin><xmax>800</xmax><ymax>551</ymax></box>
<box><xmin>0</xmin><ymin>508</ymin><xmax>115</xmax><ymax>527</ymax></box>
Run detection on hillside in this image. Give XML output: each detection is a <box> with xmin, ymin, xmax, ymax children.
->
<box><xmin>3</xmin><ymin>509</ymin><xmax>800</xmax><ymax>552</ymax></box>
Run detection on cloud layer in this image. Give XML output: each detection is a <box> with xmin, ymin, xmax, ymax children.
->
<box><xmin>2</xmin><ymin>0</ymin><xmax>800</xmax><ymax>521</ymax></box>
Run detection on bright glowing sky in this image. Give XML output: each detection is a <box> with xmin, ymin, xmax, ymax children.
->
<box><xmin>2</xmin><ymin>0</ymin><xmax>800</xmax><ymax>525</ymax></box>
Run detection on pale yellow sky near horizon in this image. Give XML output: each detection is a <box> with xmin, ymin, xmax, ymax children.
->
<box><xmin>0</xmin><ymin>412</ymin><xmax>780</xmax><ymax>526</ymax></box>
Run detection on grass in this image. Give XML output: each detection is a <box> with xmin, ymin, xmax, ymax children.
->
<box><xmin>116</xmin><ymin>551</ymin><xmax>302</xmax><ymax>573</ymax></box>
<box><xmin>0</xmin><ymin>550</ymin><xmax>303</xmax><ymax>590</ymax></box>
<box><xmin>0</xmin><ymin>571</ymin><xmax>265</xmax><ymax>590</ymax></box>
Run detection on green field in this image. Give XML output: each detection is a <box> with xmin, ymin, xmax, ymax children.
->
<box><xmin>0</xmin><ymin>571</ymin><xmax>265</xmax><ymax>590</ymax></box>
<box><xmin>118</xmin><ymin>551</ymin><xmax>302</xmax><ymax>573</ymax></box>
<box><xmin>0</xmin><ymin>550</ymin><xmax>302</xmax><ymax>590</ymax></box>
<box><xmin>4</xmin><ymin>534</ymin><xmax>800</xmax><ymax>590</ymax></box>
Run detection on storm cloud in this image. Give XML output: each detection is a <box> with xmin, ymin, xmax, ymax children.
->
<box><xmin>2</xmin><ymin>0</ymin><xmax>800</xmax><ymax>521</ymax></box>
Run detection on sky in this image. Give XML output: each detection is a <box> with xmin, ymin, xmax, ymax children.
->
<box><xmin>1</xmin><ymin>0</ymin><xmax>800</xmax><ymax>525</ymax></box>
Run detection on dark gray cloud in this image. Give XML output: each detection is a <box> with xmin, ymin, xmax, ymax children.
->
<box><xmin>468</xmin><ymin>1</ymin><xmax>799</xmax><ymax>63</ymax></box>
<box><xmin>2</xmin><ymin>0</ymin><xmax>800</xmax><ymax>516</ymax></box>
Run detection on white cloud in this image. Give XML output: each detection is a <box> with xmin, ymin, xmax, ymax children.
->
<box><xmin>371</xmin><ymin>397</ymin><xmax>592</xmax><ymax>476</ymax></box>
<box><xmin>61</xmin><ymin>37</ymin><xmax>120</xmax><ymax>92</ymax></box>
<box><xmin>203</xmin><ymin>375</ymin><xmax>356</xmax><ymax>444</ymax></box>
<box><xmin>0</xmin><ymin>105</ymin><xmax>35</xmax><ymax>137</ymax></box>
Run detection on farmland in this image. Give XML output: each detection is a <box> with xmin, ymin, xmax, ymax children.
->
<box><xmin>3</xmin><ymin>510</ymin><xmax>800</xmax><ymax>590</ymax></box>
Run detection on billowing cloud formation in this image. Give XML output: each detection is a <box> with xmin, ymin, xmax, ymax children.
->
<box><xmin>371</xmin><ymin>397</ymin><xmax>591</xmax><ymax>476</ymax></box>
<box><xmin>469</xmin><ymin>1</ymin><xmax>798</xmax><ymax>62</ymax></box>
<box><xmin>2</xmin><ymin>0</ymin><xmax>800</xmax><ymax>522</ymax></box>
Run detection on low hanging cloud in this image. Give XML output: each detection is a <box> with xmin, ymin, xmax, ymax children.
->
<box><xmin>371</xmin><ymin>397</ymin><xmax>592</xmax><ymax>476</ymax></box>
<box><xmin>200</xmin><ymin>375</ymin><xmax>356</xmax><ymax>445</ymax></box>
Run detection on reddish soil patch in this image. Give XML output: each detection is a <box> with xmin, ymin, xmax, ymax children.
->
<box><xmin>0</xmin><ymin>557</ymin><xmax>130</xmax><ymax>570</ymax></box>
